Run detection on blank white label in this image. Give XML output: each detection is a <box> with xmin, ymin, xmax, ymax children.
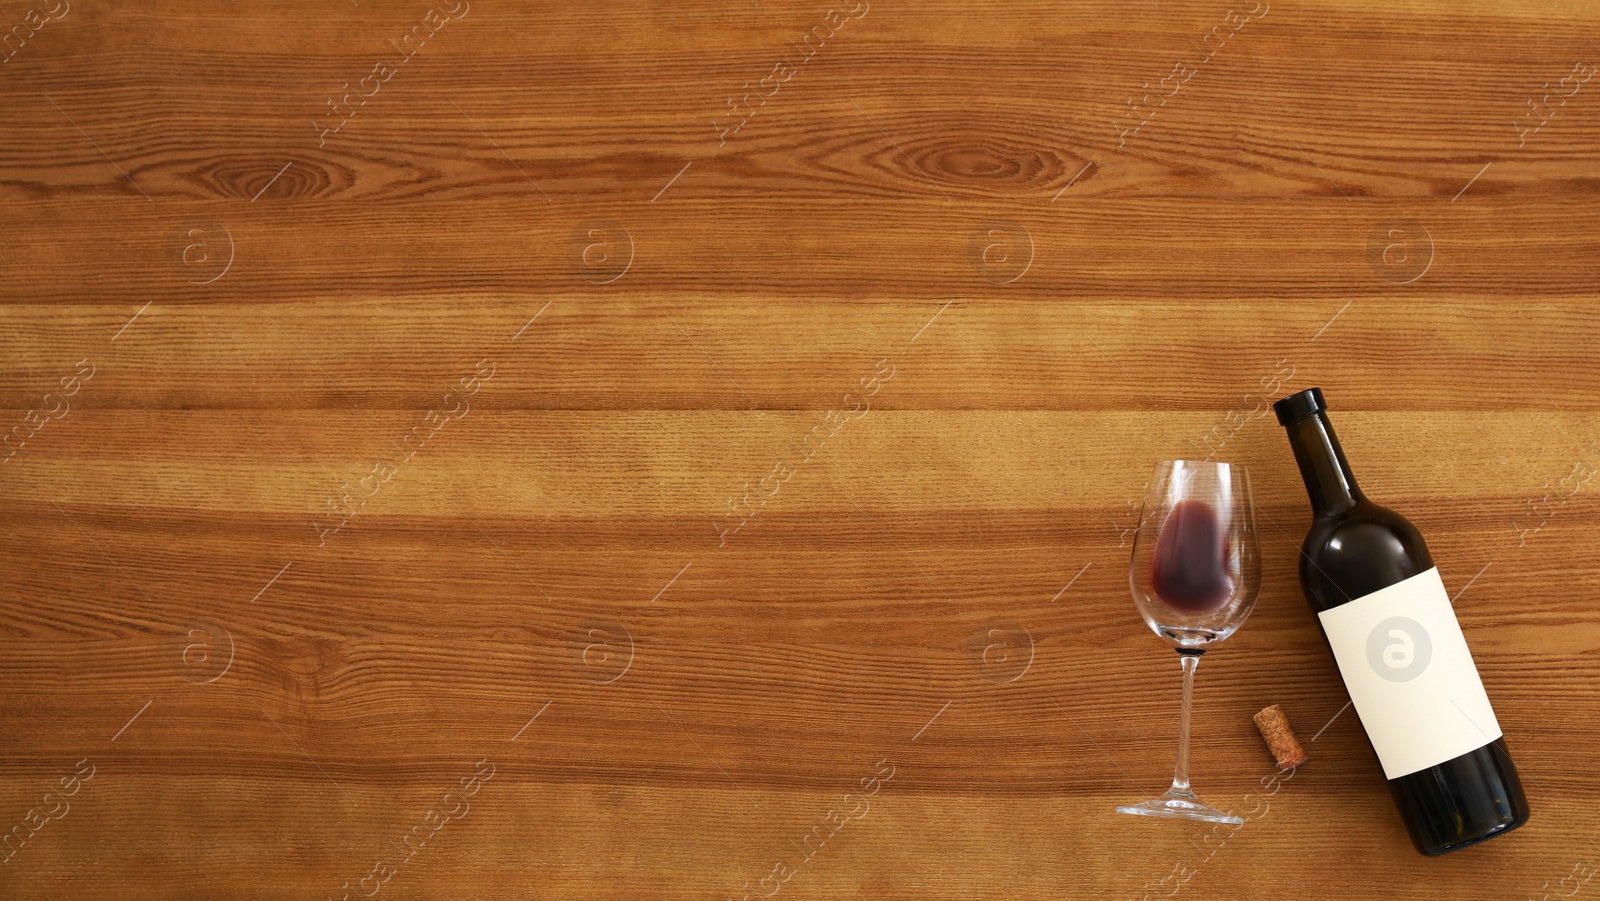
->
<box><xmin>1318</xmin><ymin>567</ymin><xmax>1502</xmax><ymax>779</ymax></box>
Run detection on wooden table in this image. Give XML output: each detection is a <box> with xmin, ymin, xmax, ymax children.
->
<box><xmin>3</xmin><ymin>1</ymin><xmax>1597</xmax><ymax>898</ymax></box>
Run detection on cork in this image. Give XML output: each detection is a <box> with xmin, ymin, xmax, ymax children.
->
<box><xmin>1253</xmin><ymin>704</ymin><xmax>1308</xmax><ymax>770</ymax></box>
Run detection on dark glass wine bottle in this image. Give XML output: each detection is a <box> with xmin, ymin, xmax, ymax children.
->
<box><xmin>1274</xmin><ymin>387</ymin><xmax>1529</xmax><ymax>855</ymax></box>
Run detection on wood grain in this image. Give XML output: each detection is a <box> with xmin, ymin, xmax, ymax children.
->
<box><xmin>3</xmin><ymin>0</ymin><xmax>1600</xmax><ymax>898</ymax></box>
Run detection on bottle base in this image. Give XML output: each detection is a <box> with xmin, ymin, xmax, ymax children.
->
<box><xmin>1391</xmin><ymin>737</ymin><xmax>1531</xmax><ymax>856</ymax></box>
<box><xmin>1418</xmin><ymin>811</ymin><xmax>1530</xmax><ymax>856</ymax></box>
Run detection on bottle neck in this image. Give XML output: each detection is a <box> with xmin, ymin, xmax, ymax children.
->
<box><xmin>1285</xmin><ymin>411</ymin><xmax>1364</xmax><ymax>516</ymax></box>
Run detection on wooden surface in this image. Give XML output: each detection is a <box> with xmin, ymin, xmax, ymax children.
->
<box><xmin>3</xmin><ymin>1</ymin><xmax>1599</xmax><ymax>898</ymax></box>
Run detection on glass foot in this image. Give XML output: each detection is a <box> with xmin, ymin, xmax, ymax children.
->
<box><xmin>1116</xmin><ymin>790</ymin><xmax>1243</xmax><ymax>825</ymax></box>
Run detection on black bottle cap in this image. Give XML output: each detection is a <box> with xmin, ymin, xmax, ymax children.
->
<box><xmin>1273</xmin><ymin>387</ymin><xmax>1326</xmax><ymax>425</ymax></box>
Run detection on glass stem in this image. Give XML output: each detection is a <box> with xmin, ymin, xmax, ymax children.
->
<box><xmin>1168</xmin><ymin>650</ymin><xmax>1202</xmax><ymax>798</ymax></box>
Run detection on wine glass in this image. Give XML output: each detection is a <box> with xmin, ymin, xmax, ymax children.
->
<box><xmin>1116</xmin><ymin>460</ymin><xmax>1261</xmax><ymax>824</ymax></box>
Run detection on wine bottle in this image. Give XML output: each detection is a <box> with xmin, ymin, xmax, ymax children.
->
<box><xmin>1274</xmin><ymin>387</ymin><xmax>1529</xmax><ymax>855</ymax></box>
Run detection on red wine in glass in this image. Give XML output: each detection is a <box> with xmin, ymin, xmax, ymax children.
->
<box><xmin>1149</xmin><ymin>500</ymin><xmax>1233</xmax><ymax>612</ymax></box>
